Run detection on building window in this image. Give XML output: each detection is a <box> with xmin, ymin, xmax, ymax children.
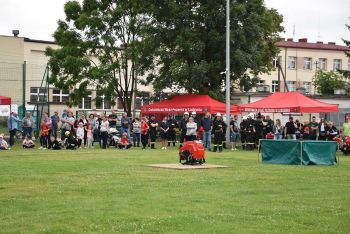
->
<box><xmin>30</xmin><ymin>87</ymin><xmax>48</xmax><ymax>103</ymax></box>
<box><xmin>303</xmin><ymin>82</ymin><xmax>311</xmax><ymax>94</ymax></box>
<box><xmin>287</xmin><ymin>81</ymin><xmax>296</xmax><ymax>91</ymax></box>
<box><xmin>288</xmin><ymin>56</ymin><xmax>296</xmax><ymax>69</ymax></box>
<box><xmin>271</xmin><ymin>80</ymin><xmax>279</xmax><ymax>92</ymax></box>
<box><xmin>96</xmin><ymin>95</ymin><xmax>111</xmax><ymax>110</ymax></box>
<box><xmin>333</xmin><ymin>59</ymin><xmax>342</xmax><ymax>71</ymax></box>
<box><xmin>52</xmin><ymin>89</ymin><xmax>69</xmax><ymax>103</ymax></box>
<box><xmin>78</xmin><ymin>93</ymin><xmax>92</xmax><ymax>110</ymax></box>
<box><xmin>303</xmin><ymin>57</ymin><xmax>312</xmax><ymax>70</ymax></box>
<box><xmin>135</xmin><ymin>92</ymin><xmax>150</xmax><ymax>110</ymax></box>
<box><xmin>319</xmin><ymin>58</ymin><xmax>327</xmax><ymax>71</ymax></box>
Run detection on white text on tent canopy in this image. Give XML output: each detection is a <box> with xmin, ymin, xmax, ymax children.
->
<box><xmin>144</xmin><ymin>107</ymin><xmax>204</xmax><ymax>113</ymax></box>
<box><xmin>242</xmin><ymin>107</ymin><xmax>293</xmax><ymax>113</ymax></box>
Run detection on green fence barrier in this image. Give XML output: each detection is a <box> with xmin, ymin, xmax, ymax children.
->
<box><xmin>260</xmin><ymin>140</ymin><xmax>337</xmax><ymax>166</ymax></box>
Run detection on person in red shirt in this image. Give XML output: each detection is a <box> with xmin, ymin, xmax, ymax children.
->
<box><xmin>39</xmin><ymin>119</ymin><xmax>49</xmax><ymax>149</ymax></box>
<box><xmin>141</xmin><ymin>117</ymin><xmax>149</xmax><ymax>149</ymax></box>
<box><xmin>118</xmin><ymin>132</ymin><xmax>132</xmax><ymax>149</ymax></box>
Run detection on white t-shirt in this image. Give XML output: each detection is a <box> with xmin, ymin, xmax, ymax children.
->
<box><xmin>186</xmin><ymin>122</ymin><xmax>197</xmax><ymax>136</ymax></box>
<box><xmin>76</xmin><ymin>127</ymin><xmax>84</xmax><ymax>139</ymax></box>
<box><xmin>100</xmin><ymin>121</ymin><xmax>109</xmax><ymax>132</ymax></box>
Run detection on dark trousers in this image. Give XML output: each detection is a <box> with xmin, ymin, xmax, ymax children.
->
<box><xmin>9</xmin><ymin>129</ymin><xmax>19</xmax><ymax>147</ymax></box>
<box><xmin>141</xmin><ymin>134</ymin><xmax>149</xmax><ymax>148</ymax></box>
<box><xmin>213</xmin><ymin>132</ymin><xmax>223</xmax><ymax>151</ymax></box>
<box><xmin>101</xmin><ymin>131</ymin><xmax>108</xmax><ymax>149</ymax></box>
<box><xmin>167</xmin><ymin>129</ymin><xmax>176</xmax><ymax>146</ymax></box>
<box><xmin>23</xmin><ymin>145</ymin><xmax>35</xmax><ymax>148</ymax></box>
<box><xmin>40</xmin><ymin>135</ymin><xmax>48</xmax><ymax>148</ymax></box>
<box><xmin>77</xmin><ymin>139</ymin><xmax>82</xmax><ymax>147</ymax></box>
<box><xmin>186</xmin><ymin>135</ymin><xmax>196</xmax><ymax>141</ymax></box>
<box><xmin>180</xmin><ymin>130</ymin><xmax>186</xmax><ymax>146</ymax></box>
<box><xmin>52</xmin><ymin>125</ymin><xmax>58</xmax><ymax>139</ymax></box>
<box><xmin>150</xmin><ymin>130</ymin><xmax>157</xmax><ymax>148</ymax></box>
<box><xmin>23</xmin><ymin>127</ymin><xmax>33</xmax><ymax>138</ymax></box>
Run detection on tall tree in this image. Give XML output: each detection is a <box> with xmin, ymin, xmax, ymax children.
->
<box><xmin>339</xmin><ymin>20</ymin><xmax>350</xmax><ymax>79</ymax></box>
<box><xmin>142</xmin><ymin>0</ymin><xmax>283</xmax><ymax>100</ymax></box>
<box><xmin>46</xmin><ymin>0</ymin><xmax>148</xmax><ymax>115</ymax></box>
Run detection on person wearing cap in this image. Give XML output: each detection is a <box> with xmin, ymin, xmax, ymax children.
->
<box><xmin>167</xmin><ymin>115</ymin><xmax>177</xmax><ymax>147</ymax></box>
<box><xmin>148</xmin><ymin>115</ymin><xmax>158</xmax><ymax>149</ymax></box>
<box><xmin>0</xmin><ymin>134</ymin><xmax>9</xmax><ymax>150</ymax></box>
<box><xmin>342</xmin><ymin>116</ymin><xmax>350</xmax><ymax>138</ymax></box>
<box><xmin>22</xmin><ymin>111</ymin><xmax>34</xmax><ymax>138</ymax></box>
<box><xmin>201</xmin><ymin>112</ymin><xmax>213</xmax><ymax>151</ymax></box>
<box><xmin>51</xmin><ymin>111</ymin><xmax>60</xmax><ymax>139</ymax></box>
<box><xmin>284</xmin><ymin>117</ymin><xmax>297</xmax><ymax>140</ymax></box>
<box><xmin>212</xmin><ymin>113</ymin><xmax>226</xmax><ymax>152</ymax></box>
<box><xmin>179</xmin><ymin>112</ymin><xmax>190</xmax><ymax>147</ymax></box>
<box><xmin>7</xmin><ymin>112</ymin><xmax>21</xmax><ymax>149</ymax></box>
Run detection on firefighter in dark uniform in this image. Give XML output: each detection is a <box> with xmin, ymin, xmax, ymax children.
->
<box><xmin>254</xmin><ymin>114</ymin><xmax>264</xmax><ymax>146</ymax></box>
<box><xmin>167</xmin><ymin>115</ymin><xmax>177</xmax><ymax>147</ymax></box>
<box><xmin>212</xmin><ymin>113</ymin><xmax>225</xmax><ymax>152</ymax></box>
<box><xmin>240</xmin><ymin>116</ymin><xmax>249</xmax><ymax>150</ymax></box>
<box><xmin>263</xmin><ymin>115</ymin><xmax>274</xmax><ymax>138</ymax></box>
<box><xmin>179</xmin><ymin>112</ymin><xmax>189</xmax><ymax>147</ymax></box>
<box><xmin>246</xmin><ymin>115</ymin><xmax>256</xmax><ymax>150</ymax></box>
<box><xmin>148</xmin><ymin>115</ymin><xmax>158</xmax><ymax>149</ymax></box>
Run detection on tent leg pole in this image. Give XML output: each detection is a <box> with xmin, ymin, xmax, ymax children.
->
<box><xmin>300</xmin><ymin>141</ymin><xmax>303</xmax><ymax>166</ymax></box>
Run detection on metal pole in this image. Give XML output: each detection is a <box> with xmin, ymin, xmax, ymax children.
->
<box><xmin>22</xmin><ymin>61</ymin><xmax>26</xmax><ymax>118</ymax></box>
<box><xmin>225</xmin><ymin>0</ymin><xmax>231</xmax><ymax>146</ymax></box>
<box><xmin>47</xmin><ymin>66</ymin><xmax>50</xmax><ymax>115</ymax></box>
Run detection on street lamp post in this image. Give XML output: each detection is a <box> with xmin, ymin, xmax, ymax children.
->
<box><xmin>225</xmin><ymin>0</ymin><xmax>231</xmax><ymax>147</ymax></box>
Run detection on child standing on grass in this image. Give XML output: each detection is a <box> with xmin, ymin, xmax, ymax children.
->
<box><xmin>22</xmin><ymin>135</ymin><xmax>35</xmax><ymax>148</ymax></box>
<box><xmin>39</xmin><ymin>119</ymin><xmax>49</xmax><ymax>149</ymax></box>
<box><xmin>86</xmin><ymin>125</ymin><xmax>94</xmax><ymax>148</ymax></box>
<box><xmin>76</xmin><ymin>122</ymin><xmax>84</xmax><ymax>148</ymax></box>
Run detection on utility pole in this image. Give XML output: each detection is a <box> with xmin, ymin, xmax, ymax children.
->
<box><xmin>225</xmin><ymin>0</ymin><xmax>231</xmax><ymax>146</ymax></box>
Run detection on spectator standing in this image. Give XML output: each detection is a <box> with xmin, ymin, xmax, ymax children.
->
<box><xmin>76</xmin><ymin>122</ymin><xmax>84</xmax><ymax>148</ymax></box>
<box><xmin>309</xmin><ymin>116</ymin><xmax>319</xmax><ymax>140</ymax></box>
<box><xmin>7</xmin><ymin>112</ymin><xmax>20</xmax><ymax>149</ymax></box>
<box><xmin>120</xmin><ymin>112</ymin><xmax>130</xmax><ymax>138</ymax></box>
<box><xmin>51</xmin><ymin>111</ymin><xmax>60</xmax><ymax>139</ymax></box>
<box><xmin>179</xmin><ymin>112</ymin><xmax>189</xmax><ymax>147</ymax></box>
<box><xmin>230</xmin><ymin>115</ymin><xmax>239</xmax><ymax>150</ymax></box>
<box><xmin>141</xmin><ymin>117</ymin><xmax>149</xmax><ymax>149</ymax></box>
<box><xmin>61</xmin><ymin>111</ymin><xmax>75</xmax><ymax>141</ymax></box>
<box><xmin>79</xmin><ymin>114</ymin><xmax>88</xmax><ymax>147</ymax></box>
<box><xmin>284</xmin><ymin>117</ymin><xmax>297</xmax><ymax>140</ymax></box>
<box><xmin>201</xmin><ymin>112</ymin><xmax>213</xmax><ymax>151</ymax></box>
<box><xmin>94</xmin><ymin>114</ymin><xmax>102</xmax><ymax>147</ymax></box>
<box><xmin>44</xmin><ymin>112</ymin><xmax>52</xmax><ymax>145</ymax></box>
<box><xmin>39</xmin><ymin>119</ymin><xmax>49</xmax><ymax>149</ymax></box>
<box><xmin>160</xmin><ymin>116</ymin><xmax>169</xmax><ymax>149</ymax></box>
<box><xmin>148</xmin><ymin>115</ymin><xmax>158</xmax><ymax>149</ymax></box>
<box><xmin>295</xmin><ymin>119</ymin><xmax>303</xmax><ymax>140</ymax></box>
<box><xmin>109</xmin><ymin>110</ymin><xmax>118</xmax><ymax>132</ymax></box>
<box><xmin>325</xmin><ymin>121</ymin><xmax>338</xmax><ymax>141</ymax></box>
<box><xmin>22</xmin><ymin>112</ymin><xmax>34</xmax><ymax>138</ymax></box>
<box><xmin>254</xmin><ymin>115</ymin><xmax>264</xmax><ymax>145</ymax></box>
<box><xmin>167</xmin><ymin>115</ymin><xmax>177</xmax><ymax>147</ymax></box>
<box><xmin>132</xmin><ymin>117</ymin><xmax>141</xmax><ymax>147</ymax></box>
<box><xmin>212</xmin><ymin>113</ymin><xmax>225</xmax><ymax>152</ymax></box>
<box><xmin>100</xmin><ymin>115</ymin><xmax>109</xmax><ymax>149</ymax></box>
<box><xmin>302</xmin><ymin>120</ymin><xmax>310</xmax><ymax>140</ymax></box>
<box><xmin>263</xmin><ymin>115</ymin><xmax>274</xmax><ymax>138</ymax></box>
<box><xmin>273</xmin><ymin>119</ymin><xmax>283</xmax><ymax>140</ymax></box>
<box><xmin>318</xmin><ymin>118</ymin><xmax>327</xmax><ymax>140</ymax></box>
<box><xmin>186</xmin><ymin>117</ymin><xmax>197</xmax><ymax>141</ymax></box>
<box><xmin>343</xmin><ymin>116</ymin><xmax>350</xmax><ymax>137</ymax></box>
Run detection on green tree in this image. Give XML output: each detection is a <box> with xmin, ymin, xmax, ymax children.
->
<box><xmin>46</xmin><ymin>0</ymin><xmax>148</xmax><ymax>115</ymax></box>
<box><xmin>313</xmin><ymin>70</ymin><xmax>349</xmax><ymax>95</ymax></box>
<box><xmin>339</xmin><ymin>20</ymin><xmax>350</xmax><ymax>79</ymax></box>
<box><xmin>141</xmin><ymin>0</ymin><xmax>283</xmax><ymax>100</ymax></box>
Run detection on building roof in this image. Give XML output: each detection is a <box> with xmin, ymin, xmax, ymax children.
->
<box><xmin>277</xmin><ymin>39</ymin><xmax>350</xmax><ymax>51</ymax></box>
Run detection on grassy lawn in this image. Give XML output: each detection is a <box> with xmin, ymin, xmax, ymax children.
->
<box><xmin>0</xmin><ymin>144</ymin><xmax>349</xmax><ymax>233</ymax></box>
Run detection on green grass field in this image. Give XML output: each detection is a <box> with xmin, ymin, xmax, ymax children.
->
<box><xmin>0</xmin><ymin>144</ymin><xmax>349</xmax><ymax>233</ymax></box>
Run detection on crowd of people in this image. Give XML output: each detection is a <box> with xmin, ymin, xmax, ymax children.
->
<box><xmin>1</xmin><ymin>109</ymin><xmax>350</xmax><ymax>152</ymax></box>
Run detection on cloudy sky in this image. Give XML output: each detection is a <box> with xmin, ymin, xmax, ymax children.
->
<box><xmin>0</xmin><ymin>0</ymin><xmax>349</xmax><ymax>45</ymax></box>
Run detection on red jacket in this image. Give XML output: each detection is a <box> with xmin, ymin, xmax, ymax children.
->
<box><xmin>121</xmin><ymin>137</ymin><xmax>129</xmax><ymax>145</ymax></box>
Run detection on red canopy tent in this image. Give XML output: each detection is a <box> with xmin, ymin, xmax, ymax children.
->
<box><xmin>0</xmin><ymin>96</ymin><xmax>11</xmax><ymax>105</ymax></box>
<box><xmin>239</xmin><ymin>92</ymin><xmax>338</xmax><ymax>113</ymax></box>
<box><xmin>141</xmin><ymin>94</ymin><xmax>239</xmax><ymax>114</ymax></box>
